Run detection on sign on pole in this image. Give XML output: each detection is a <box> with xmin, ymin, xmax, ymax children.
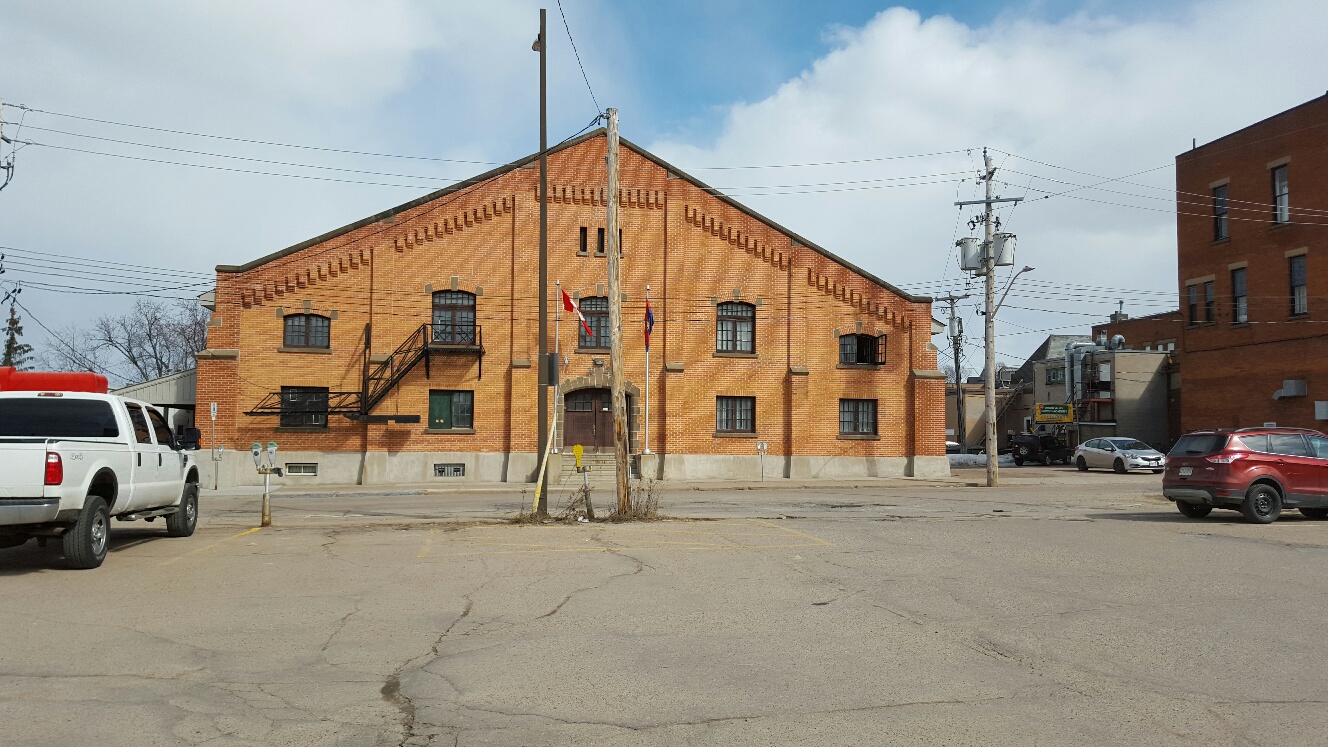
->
<box><xmin>210</xmin><ymin>402</ymin><xmax>217</xmax><ymax>421</ymax></box>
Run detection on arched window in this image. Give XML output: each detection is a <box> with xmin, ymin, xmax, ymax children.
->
<box><xmin>716</xmin><ymin>302</ymin><xmax>755</xmax><ymax>354</ymax></box>
<box><xmin>432</xmin><ymin>291</ymin><xmax>476</xmax><ymax>345</ymax></box>
<box><xmin>283</xmin><ymin>314</ymin><xmax>331</xmax><ymax>348</ymax></box>
<box><xmin>578</xmin><ymin>297</ymin><xmax>610</xmax><ymax>348</ymax></box>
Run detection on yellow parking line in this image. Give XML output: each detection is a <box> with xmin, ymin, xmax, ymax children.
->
<box><xmin>423</xmin><ymin>541</ymin><xmax>829</xmax><ymax>558</ymax></box>
<box><xmin>750</xmin><ymin>519</ymin><xmax>833</xmax><ymax>547</ymax></box>
<box><xmin>162</xmin><ymin>527</ymin><xmax>261</xmax><ymax>566</ymax></box>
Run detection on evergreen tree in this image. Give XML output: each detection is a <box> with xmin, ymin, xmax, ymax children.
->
<box><xmin>2</xmin><ymin>303</ymin><xmax>33</xmax><ymax>370</ymax></box>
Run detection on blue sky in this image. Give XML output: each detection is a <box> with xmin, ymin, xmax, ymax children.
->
<box><xmin>1</xmin><ymin>0</ymin><xmax>1325</xmax><ymax>370</ymax></box>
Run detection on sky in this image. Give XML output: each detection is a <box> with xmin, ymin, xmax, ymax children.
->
<box><xmin>1</xmin><ymin>0</ymin><xmax>1325</xmax><ymax>372</ymax></box>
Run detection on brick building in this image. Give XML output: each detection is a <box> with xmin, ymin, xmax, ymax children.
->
<box><xmin>1175</xmin><ymin>94</ymin><xmax>1328</xmax><ymax>431</ymax></box>
<box><xmin>196</xmin><ymin>131</ymin><xmax>948</xmax><ymax>486</ymax></box>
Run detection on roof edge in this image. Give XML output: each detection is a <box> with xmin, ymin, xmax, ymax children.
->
<box><xmin>217</xmin><ymin>128</ymin><xmax>931</xmax><ymax>305</ymax></box>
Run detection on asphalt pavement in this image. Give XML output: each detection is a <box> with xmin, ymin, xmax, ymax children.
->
<box><xmin>4</xmin><ymin>468</ymin><xmax>1328</xmax><ymax>746</ymax></box>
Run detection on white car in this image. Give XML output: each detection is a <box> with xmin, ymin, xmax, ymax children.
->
<box><xmin>0</xmin><ymin>391</ymin><xmax>200</xmax><ymax>568</ymax></box>
<box><xmin>1074</xmin><ymin>437</ymin><xmax>1167</xmax><ymax>474</ymax></box>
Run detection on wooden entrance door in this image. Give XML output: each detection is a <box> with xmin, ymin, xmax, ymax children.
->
<box><xmin>564</xmin><ymin>388</ymin><xmax>615</xmax><ymax>452</ymax></box>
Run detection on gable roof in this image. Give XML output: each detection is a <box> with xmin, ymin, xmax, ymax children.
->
<box><xmin>217</xmin><ymin>129</ymin><xmax>929</xmax><ymax>304</ymax></box>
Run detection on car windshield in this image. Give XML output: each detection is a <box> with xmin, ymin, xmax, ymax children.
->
<box><xmin>1108</xmin><ymin>439</ymin><xmax>1150</xmax><ymax>451</ymax></box>
<box><xmin>1168</xmin><ymin>434</ymin><xmax>1228</xmax><ymax>456</ymax></box>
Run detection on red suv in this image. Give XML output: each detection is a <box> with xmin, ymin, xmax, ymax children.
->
<box><xmin>1163</xmin><ymin>428</ymin><xmax>1328</xmax><ymax>524</ymax></box>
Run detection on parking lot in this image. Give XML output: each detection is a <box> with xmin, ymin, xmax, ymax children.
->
<box><xmin>5</xmin><ymin>468</ymin><xmax>1328</xmax><ymax>746</ymax></box>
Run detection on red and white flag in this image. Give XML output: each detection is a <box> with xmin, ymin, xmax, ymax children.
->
<box><xmin>562</xmin><ymin>288</ymin><xmax>592</xmax><ymax>337</ymax></box>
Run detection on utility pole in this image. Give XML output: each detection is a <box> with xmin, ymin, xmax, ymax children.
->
<box><xmin>534</xmin><ymin>9</ymin><xmax>550</xmax><ymax>515</ymax></box>
<box><xmin>955</xmin><ymin>148</ymin><xmax>1021</xmax><ymax>487</ymax></box>
<box><xmin>937</xmin><ymin>294</ymin><xmax>970</xmax><ymax>451</ymax></box>
<box><xmin>604</xmin><ymin>108</ymin><xmax>630</xmax><ymax>513</ymax></box>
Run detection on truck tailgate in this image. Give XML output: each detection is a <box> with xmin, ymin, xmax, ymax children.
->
<box><xmin>0</xmin><ymin>441</ymin><xmax>49</xmax><ymax>498</ymax></box>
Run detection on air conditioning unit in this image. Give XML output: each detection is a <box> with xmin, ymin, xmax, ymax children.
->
<box><xmin>1273</xmin><ymin>379</ymin><xmax>1308</xmax><ymax>399</ymax></box>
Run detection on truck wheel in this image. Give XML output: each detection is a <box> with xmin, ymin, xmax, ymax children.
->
<box><xmin>63</xmin><ymin>496</ymin><xmax>110</xmax><ymax>569</ymax></box>
<box><xmin>166</xmin><ymin>483</ymin><xmax>199</xmax><ymax>538</ymax></box>
<box><xmin>1042</xmin><ymin>454</ymin><xmax>1053</xmax><ymax>466</ymax></box>
<box><xmin>1241</xmin><ymin>484</ymin><xmax>1282</xmax><ymax>524</ymax></box>
<box><xmin>1176</xmin><ymin>501</ymin><xmax>1212</xmax><ymax>519</ymax></box>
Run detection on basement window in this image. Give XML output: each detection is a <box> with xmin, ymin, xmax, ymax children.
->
<box><xmin>285</xmin><ymin>463</ymin><xmax>318</xmax><ymax>476</ymax></box>
<box><xmin>434</xmin><ymin>463</ymin><xmax>465</xmax><ymax>478</ymax></box>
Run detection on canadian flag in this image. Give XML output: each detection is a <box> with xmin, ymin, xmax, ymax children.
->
<box><xmin>562</xmin><ymin>288</ymin><xmax>592</xmax><ymax>337</ymax></box>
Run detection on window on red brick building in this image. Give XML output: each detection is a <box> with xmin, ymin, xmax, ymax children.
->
<box><xmin>1272</xmin><ymin>165</ymin><xmax>1290</xmax><ymax>224</ymax></box>
<box><xmin>839</xmin><ymin>399</ymin><xmax>877</xmax><ymax>435</ymax></box>
<box><xmin>579</xmin><ymin>226</ymin><xmax>589</xmax><ymax>255</ymax></box>
<box><xmin>716</xmin><ymin>396</ymin><xmax>755</xmax><ymax>433</ymax></box>
<box><xmin>428</xmin><ymin>390</ymin><xmax>473</xmax><ymax>430</ymax></box>
<box><xmin>432</xmin><ymin>291</ymin><xmax>476</xmax><ymax>345</ymax></box>
<box><xmin>1232</xmin><ymin>268</ymin><xmax>1248</xmax><ymax>323</ymax></box>
<box><xmin>1212</xmin><ymin>185</ymin><xmax>1229</xmax><ymax>240</ymax></box>
<box><xmin>1204</xmin><ymin>281</ymin><xmax>1215</xmax><ymax>322</ymax></box>
<box><xmin>839</xmin><ymin>333</ymin><xmax>886</xmax><ymax>365</ymax></box>
<box><xmin>1290</xmin><ymin>255</ymin><xmax>1308</xmax><ymax>316</ymax></box>
<box><xmin>1187</xmin><ymin>285</ymin><xmax>1199</xmax><ymax>325</ymax></box>
<box><xmin>716</xmin><ymin>302</ymin><xmax>755</xmax><ymax>354</ymax></box>
<box><xmin>578</xmin><ymin>297</ymin><xmax>610</xmax><ymax>348</ymax></box>
<box><xmin>280</xmin><ymin>387</ymin><xmax>329</xmax><ymax>429</ymax></box>
<box><xmin>283</xmin><ymin>314</ymin><xmax>330</xmax><ymax>348</ymax></box>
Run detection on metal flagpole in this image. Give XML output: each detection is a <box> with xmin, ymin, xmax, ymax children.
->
<box><xmin>643</xmin><ymin>284</ymin><xmax>651</xmax><ymax>454</ymax></box>
<box><xmin>552</xmin><ymin>280</ymin><xmax>561</xmax><ymax>453</ymax></box>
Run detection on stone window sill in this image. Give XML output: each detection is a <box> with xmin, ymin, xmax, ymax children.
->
<box><xmin>275</xmin><ymin>426</ymin><xmax>329</xmax><ymax>433</ymax></box>
<box><xmin>576</xmin><ymin>347</ymin><xmax>611</xmax><ymax>354</ymax></box>
<box><xmin>713</xmin><ymin>431</ymin><xmax>757</xmax><ymax>438</ymax></box>
<box><xmin>1288</xmin><ymin>313</ymin><xmax>1310</xmax><ymax>321</ymax></box>
<box><xmin>836</xmin><ymin>363</ymin><xmax>880</xmax><ymax>370</ymax></box>
<box><xmin>837</xmin><ymin>433</ymin><xmax>880</xmax><ymax>440</ymax></box>
<box><xmin>425</xmin><ymin>428</ymin><xmax>476</xmax><ymax>435</ymax></box>
<box><xmin>1230</xmin><ymin>322</ymin><xmax>1250</xmax><ymax>329</ymax></box>
<box><xmin>714</xmin><ymin>351</ymin><xmax>757</xmax><ymax>359</ymax></box>
<box><xmin>1211</xmin><ymin>237</ymin><xmax>1230</xmax><ymax>246</ymax></box>
<box><xmin>1270</xmin><ymin>221</ymin><xmax>1293</xmax><ymax>230</ymax></box>
<box><xmin>277</xmin><ymin>347</ymin><xmax>333</xmax><ymax>354</ymax></box>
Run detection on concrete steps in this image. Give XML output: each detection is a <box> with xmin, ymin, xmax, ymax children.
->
<box><xmin>555</xmin><ymin>452</ymin><xmax>641</xmax><ymax>486</ymax></box>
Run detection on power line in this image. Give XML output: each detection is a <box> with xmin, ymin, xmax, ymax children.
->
<box><xmin>9</xmin><ymin>104</ymin><xmax>504</xmax><ymax>166</ymax></box>
<box><xmin>556</xmin><ymin>0</ymin><xmax>601</xmax><ymax>115</ymax></box>
<box><xmin>3</xmin><ymin>122</ymin><xmax>467</xmax><ymax>183</ymax></box>
<box><xmin>20</xmin><ymin>140</ymin><xmax>449</xmax><ymax>190</ymax></box>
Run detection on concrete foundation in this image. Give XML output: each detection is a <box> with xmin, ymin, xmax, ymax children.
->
<box><xmin>198</xmin><ymin>450</ymin><xmax>948</xmax><ymax>488</ymax></box>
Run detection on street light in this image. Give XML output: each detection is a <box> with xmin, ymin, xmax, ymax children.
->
<box><xmin>995</xmin><ymin>266</ymin><xmax>1035</xmax><ymax>315</ymax></box>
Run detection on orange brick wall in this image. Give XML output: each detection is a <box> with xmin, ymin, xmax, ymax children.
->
<box><xmin>196</xmin><ymin>135</ymin><xmax>943</xmax><ymax>464</ymax></box>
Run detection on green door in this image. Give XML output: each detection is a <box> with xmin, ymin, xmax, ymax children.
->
<box><xmin>429</xmin><ymin>391</ymin><xmax>453</xmax><ymax>430</ymax></box>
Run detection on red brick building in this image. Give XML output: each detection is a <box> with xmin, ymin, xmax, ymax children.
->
<box><xmin>196</xmin><ymin>131</ymin><xmax>947</xmax><ymax>485</ymax></box>
<box><xmin>1175</xmin><ymin>94</ymin><xmax>1328</xmax><ymax>431</ymax></box>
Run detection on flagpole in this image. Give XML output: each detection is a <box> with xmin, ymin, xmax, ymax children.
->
<box><xmin>552</xmin><ymin>279</ymin><xmax>561</xmax><ymax>453</ymax></box>
<box><xmin>644</xmin><ymin>284</ymin><xmax>651</xmax><ymax>454</ymax></box>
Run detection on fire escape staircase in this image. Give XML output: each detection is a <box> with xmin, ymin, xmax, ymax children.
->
<box><xmin>245</xmin><ymin>323</ymin><xmax>484</xmax><ymax>423</ymax></box>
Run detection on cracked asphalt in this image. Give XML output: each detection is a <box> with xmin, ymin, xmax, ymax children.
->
<box><xmin>4</xmin><ymin>468</ymin><xmax>1328</xmax><ymax>745</ymax></box>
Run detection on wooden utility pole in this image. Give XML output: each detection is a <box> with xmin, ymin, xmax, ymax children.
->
<box><xmin>604</xmin><ymin>108</ymin><xmax>631</xmax><ymax>513</ymax></box>
<box><xmin>534</xmin><ymin>9</ymin><xmax>550</xmax><ymax>515</ymax></box>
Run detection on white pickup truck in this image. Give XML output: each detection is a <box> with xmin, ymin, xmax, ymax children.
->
<box><xmin>0</xmin><ymin>391</ymin><xmax>200</xmax><ymax>568</ymax></box>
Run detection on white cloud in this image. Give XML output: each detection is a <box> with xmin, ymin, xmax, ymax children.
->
<box><xmin>648</xmin><ymin>1</ymin><xmax>1328</xmax><ymax>361</ymax></box>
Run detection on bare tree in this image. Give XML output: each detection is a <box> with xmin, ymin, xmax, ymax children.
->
<box><xmin>40</xmin><ymin>299</ymin><xmax>208</xmax><ymax>386</ymax></box>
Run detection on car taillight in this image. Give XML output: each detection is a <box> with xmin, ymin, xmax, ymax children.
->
<box><xmin>45</xmin><ymin>452</ymin><xmax>64</xmax><ymax>485</ymax></box>
<box><xmin>1206</xmin><ymin>453</ymin><xmax>1245</xmax><ymax>464</ymax></box>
